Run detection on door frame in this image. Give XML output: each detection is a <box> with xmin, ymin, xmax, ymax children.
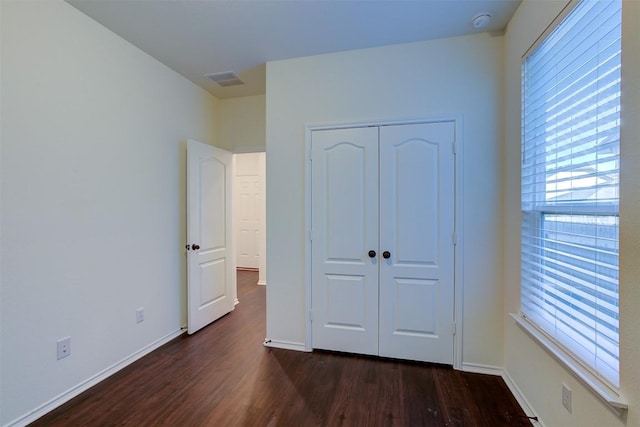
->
<box><xmin>304</xmin><ymin>117</ymin><xmax>464</xmax><ymax>370</ymax></box>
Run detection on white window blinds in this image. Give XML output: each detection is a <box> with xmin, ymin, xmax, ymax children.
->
<box><xmin>521</xmin><ymin>0</ymin><xmax>621</xmax><ymax>387</ymax></box>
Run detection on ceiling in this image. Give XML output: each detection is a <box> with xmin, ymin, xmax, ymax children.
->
<box><xmin>67</xmin><ymin>0</ymin><xmax>521</xmax><ymax>99</ymax></box>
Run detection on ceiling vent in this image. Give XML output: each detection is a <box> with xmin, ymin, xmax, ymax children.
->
<box><xmin>205</xmin><ymin>71</ymin><xmax>244</xmax><ymax>87</ymax></box>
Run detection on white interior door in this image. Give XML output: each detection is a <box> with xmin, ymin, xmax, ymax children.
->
<box><xmin>311</xmin><ymin>122</ymin><xmax>456</xmax><ymax>364</ymax></box>
<box><xmin>187</xmin><ymin>140</ymin><xmax>235</xmax><ymax>335</ymax></box>
<box><xmin>378</xmin><ymin>122</ymin><xmax>455</xmax><ymax>364</ymax></box>
<box><xmin>311</xmin><ymin>127</ymin><xmax>379</xmax><ymax>355</ymax></box>
<box><xmin>234</xmin><ymin>153</ymin><xmax>264</xmax><ymax>270</ymax></box>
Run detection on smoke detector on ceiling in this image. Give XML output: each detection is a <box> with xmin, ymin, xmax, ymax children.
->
<box><xmin>472</xmin><ymin>13</ymin><xmax>492</xmax><ymax>28</ymax></box>
<box><xmin>205</xmin><ymin>71</ymin><xmax>244</xmax><ymax>87</ymax></box>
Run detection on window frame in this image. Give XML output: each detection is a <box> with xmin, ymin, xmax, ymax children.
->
<box><xmin>516</xmin><ymin>0</ymin><xmax>626</xmax><ymax>410</ymax></box>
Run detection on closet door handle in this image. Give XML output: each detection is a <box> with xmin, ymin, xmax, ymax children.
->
<box><xmin>192</xmin><ymin>244</ymin><xmax>201</xmax><ymax>250</ymax></box>
<box><xmin>368</xmin><ymin>250</ymin><xmax>377</xmax><ymax>258</ymax></box>
<box><xmin>382</xmin><ymin>251</ymin><xmax>391</xmax><ymax>259</ymax></box>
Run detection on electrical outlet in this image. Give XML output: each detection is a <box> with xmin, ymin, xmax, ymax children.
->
<box><xmin>562</xmin><ymin>383</ymin><xmax>572</xmax><ymax>413</ymax></box>
<box><xmin>57</xmin><ymin>337</ymin><xmax>71</xmax><ymax>360</ymax></box>
<box><xmin>136</xmin><ymin>307</ymin><xmax>144</xmax><ymax>323</ymax></box>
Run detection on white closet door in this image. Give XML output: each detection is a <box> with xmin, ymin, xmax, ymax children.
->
<box><xmin>378</xmin><ymin>122</ymin><xmax>455</xmax><ymax>363</ymax></box>
<box><xmin>310</xmin><ymin>122</ymin><xmax>456</xmax><ymax>365</ymax></box>
<box><xmin>311</xmin><ymin>127</ymin><xmax>379</xmax><ymax>355</ymax></box>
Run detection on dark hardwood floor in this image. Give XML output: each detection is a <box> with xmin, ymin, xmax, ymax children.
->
<box><xmin>31</xmin><ymin>271</ymin><xmax>531</xmax><ymax>427</ymax></box>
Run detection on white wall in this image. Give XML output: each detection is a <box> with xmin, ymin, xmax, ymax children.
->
<box><xmin>218</xmin><ymin>95</ymin><xmax>266</xmax><ymax>153</ymax></box>
<box><xmin>0</xmin><ymin>1</ymin><xmax>219</xmax><ymax>425</ymax></box>
<box><xmin>503</xmin><ymin>1</ymin><xmax>640</xmax><ymax>425</ymax></box>
<box><xmin>265</xmin><ymin>34</ymin><xmax>505</xmax><ymax>367</ymax></box>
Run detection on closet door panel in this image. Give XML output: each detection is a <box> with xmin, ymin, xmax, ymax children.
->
<box><xmin>378</xmin><ymin>122</ymin><xmax>455</xmax><ymax>364</ymax></box>
<box><xmin>311</xmin><ymin>127</ymin><xmax>379</xmax><ymax>355</ymax></box>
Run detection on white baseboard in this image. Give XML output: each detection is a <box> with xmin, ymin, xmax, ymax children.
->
<box><xmin>5</xmin><ymin>329</ymin><xmax>185</xmax><ymax>427</ymax></box>
<box><xmin>501</xmin><ymin>369</ymin><xmax>545</xmax><ymax>426</ymax></box>
<box><xmin>263</xmin><ymin>338</ymin><xmax>309</xmax><ymax>352</ymax></box>
<box><xmin>461</xmin><ymin>362</ymin><xmax>503</xmax><ymax>376</ymax></box>
<box><xmin>257</xmin><ymin>280</ymin><xmax>266</xmax><ymax>286</ymax></box>
<box><xmin>460</xmin><ymin>363</ymin><xmax>542</xmax><ymax>426</ymax></box>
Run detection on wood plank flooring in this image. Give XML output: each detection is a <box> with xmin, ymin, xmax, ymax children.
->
<box><xmin>31</xmin><ymin>271</ymin><xmax>532</xmax><ymax>427</ymax></box>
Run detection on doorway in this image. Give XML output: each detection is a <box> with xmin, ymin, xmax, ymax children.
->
<box><xmin>233</xmin><ymin>152</ymin><xmax>266</xmax><ymax>291</ymax></box>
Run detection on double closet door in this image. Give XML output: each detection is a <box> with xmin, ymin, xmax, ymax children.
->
<box><xmin>311</xmin><ymin>122</ymin><xmax>455</xmax><ymax>364</ymax></box>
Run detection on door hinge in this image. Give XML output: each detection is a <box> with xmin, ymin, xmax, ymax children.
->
<box><xmin>309</xmin><ymin>229</ymin><xmax>314</xmax><ymax>241</ymax></box>
<box><xmin>452</xmin><ymin>322</ymin><xmax>457</xmax><ymax>336</ymax></box>
<box><xmin>452</xmin><ymin>142</ymin><xmax>457</xmax><ymax>155</ymax></box>
<box><xmin>452</xmin><ymin>232</ymin><xmax>457</xmax><ymax>245</ymax></box>
<box><xmin>309</xmin><ymin>310</ymin><xmax>313</xmax><ymax>322</ymax></box>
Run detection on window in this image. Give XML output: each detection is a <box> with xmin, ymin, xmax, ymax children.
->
<box><xmin>521</xmin><ymin>0</ymin><xmax>621</xmax><ymax>388</ymax></box>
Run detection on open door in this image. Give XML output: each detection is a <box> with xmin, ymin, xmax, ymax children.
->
<box><xmin>187</xmin><ymin>140</ymin><xmax>235</xmax><ymax>334</ymax></box>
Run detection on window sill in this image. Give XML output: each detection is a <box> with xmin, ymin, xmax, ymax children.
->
<box><xmin>510</xmin><ymin>313</ymin><xmax>628</xmax><ymax>414</ymax></box>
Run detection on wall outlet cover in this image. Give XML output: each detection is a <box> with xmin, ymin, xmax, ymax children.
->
<box><xmin>562</xmin><ymin>383</ymin><xmax>572</xmax><ymax>413</ymax></box>
<box><xmin>57</xmin><ymin>337</ymin><xmax>71</xmax><ymax>360</ymax></box>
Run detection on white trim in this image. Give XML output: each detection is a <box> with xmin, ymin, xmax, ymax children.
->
<box><xmin>511</xmin><ymin>313</ymin><xmax>627</xmax><ymax>413</ymax></box>
<box><xmin>462</xmin><ymin>362</ymin><xmax>544</xmax><ymax>425</ymax></box>
<box><xmin>257</xmin><ymin>280</ymin><xmax>267</xmax><ymax>286</ymax></box>
<box><xmin>304</xmin><ymin>116</ymin><xmax>464</xmax><ymax>363</ymax></box>
<box><xmin>461</xmin><ymin>362</ymin><xmax>503</xmax><ymax>376</ymax></box>
<box><xmin>502</xmin><ymin>369</ymin><xmax>547</xmax><ymax>427</ymax></box>
<box><xmin>452</xmin><ymin>117</ymin><xmax>464</xmax><ymax>371</ymax></box>
<box><xmin>462</xmin><ymin>363</ymin><xmax>544</xmax><ymax>425</ymax></box>
<box><xmin>304</xmin><ymin>127</ymin><xmax>313</xmax><ymax>352</ymax></box>
<box><xmin>263</xmin><ymin>339</ymin><xmax>310</xmax><ymax>352</ymax></box>
<box><xmin>305</xmin><ymin>115</ymin><xmax>464</xmax><ymax>133</ymax></box>
<box><xmin>5</xmin><ymin>329</ymin><xmax>185</xmax><ymax>427</ymax></box>
<box><xmin>229</xmin><ymin>145</ymin><xmax>267</xmax><ymax>154</ymax></box>
<box><xmin>522</xmin><ymin>0</ymin><xmax>580</xmax><ymax>60</ymax></box>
